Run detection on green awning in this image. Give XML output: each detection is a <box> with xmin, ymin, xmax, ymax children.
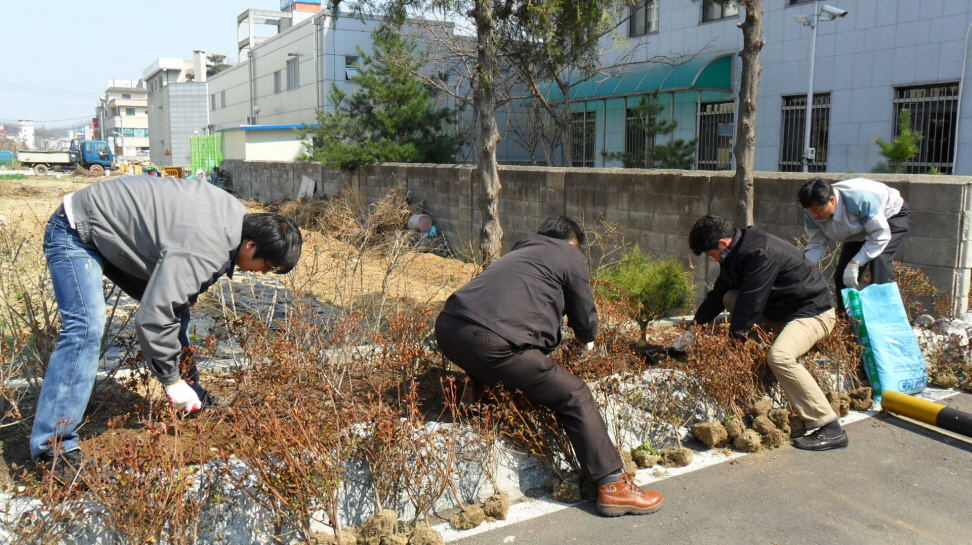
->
<box><xmin>542</xmin><ymin>54</ymin><xmax>733</xmax><ymax>102</ymax></box>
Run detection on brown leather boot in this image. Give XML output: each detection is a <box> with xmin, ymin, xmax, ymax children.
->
<box><xmin>596</xmin><ymin>473</ymin><xmax>663</xmax><ymax>517</ymax></box>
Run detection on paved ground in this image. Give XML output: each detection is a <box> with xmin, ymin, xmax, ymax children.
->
<box><xmin>457</xmin><ymin>392</ymin><xmax>972</xmax><ymax>545</ymax></box>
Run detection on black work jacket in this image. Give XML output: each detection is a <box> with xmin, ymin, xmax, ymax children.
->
<box><xmin>693</xmin><ymin>227</ymin><xmax>832</xmax><ymax>339</ymax></box>
<box><xmin>442</xmin><ymin>234</ymin><xmax>597</xmax><ymax>352</ymax></box>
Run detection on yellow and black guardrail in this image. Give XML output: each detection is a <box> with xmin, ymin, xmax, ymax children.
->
<box><xmin>881</xmin><ymin>390</ymin><xmax>972</xmax><ymax>439</ymax></box>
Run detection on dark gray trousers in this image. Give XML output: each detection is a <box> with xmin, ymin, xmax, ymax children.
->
<box><xmin>434</xmin><ymin>312</ymin><xmax>622</xmax><ymax>481</ymax></box>
<box><xmin>835</xmin><ymin>203</ymin><xmax>911</xmax><ymax>313</ymax></box>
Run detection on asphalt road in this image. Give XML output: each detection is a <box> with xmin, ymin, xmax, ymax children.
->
<box><xmin>457</xmin><ymin>392</ymin><xmax>972</xmax><ymax>545</ymax></box>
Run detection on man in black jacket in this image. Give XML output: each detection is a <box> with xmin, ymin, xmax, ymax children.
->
<box><xmin>687</xmin><ymin>215</ymin><xmax>848</xmax><ymax>451</ymax></box>
<box><xmin>435</xmin><ymin>216</ymin><xmax>663</xmax><ymax>517</ymax></box>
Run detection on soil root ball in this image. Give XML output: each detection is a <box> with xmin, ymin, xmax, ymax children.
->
<box><xmin>762</xmin><ymin>428</ymin><xmax>788</xmax><ymax>449</ymax></box>
<box><xmin>632</xmin><ymin>451</ymin><xmax>662</xmax><ymax>468</ymax></box>
<box><xmin>410</xmin><ymin>522</ymin><xmax>444</xmax><ymax>545</ymax></box>
<box><xmin>483</xmin><ymin>492</ymin><xmax>510</xmax><ymax>520</ymax></box>
<box><xmin>848</xmin><ymin>387</ymin><xmax>874</xmax><ymax>410</ymax></box>
<box><xmin>751</xmin><ymin>415</ymin><xmax>778</xmax><ymax>435</ymax></box>
<box><xmin>733</xmin><ymin>429</ymin><xmax>762</xmax><ymax>452</ymax></box>
<box><xmin>660</xmin><ymin>447</ymin><xmax>694</xmax><ymax>467</ymax></box>
<box><xmin>362</xmin><ymin>510</ymin><xmax>398</xmax><ymax>539</ymax></box>
<box><xmin>450</xmin><ymin>505</ymin><xmax>486</xmax><ymax>530</ymax></box>
<box><xmin>723</xmin><ymin>417</ymin><xmax>746</xmax><ymax>439</ymax></box>
<box><xmin>750</xmin><ymin>397</ymin><xmax>773</xmax><ymax>417</ymax></box>
<box><xmin>826</xmin><ymin>392</ymin><xmax>851</xmax><ymax>417</ymax></box>
<box><xmin>692</xmin><ymin>421</ymin><xmax>730</xmax><ymax>448</ymax></box>
<box><xmin>767</xmin><ymin>408</ymin><xmax>792</xmax><ymax>435</ymax></box>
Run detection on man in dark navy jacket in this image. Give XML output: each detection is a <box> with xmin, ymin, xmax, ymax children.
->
<box><xmin>435</xmin><ymin>216</ymin><xmax>663</xmax><ymax>517</ymax></box>
<box><xmin>688</xmin><ymin>215</ymin><xmax>848</xmax><ymax>451</ymax></box>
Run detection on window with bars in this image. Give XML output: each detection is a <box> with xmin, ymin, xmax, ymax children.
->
<box><xmin>788</xmin><ymin>0</ymin><xmax>813</xmax><ymax>5</ymax></box>
<box><xmin>286</xmin><ymin>57</ymin><xmax>300</xmax><ymax>90</ymax></box>
<box><xmin>701</xmin><ymin>0</ymin><xmax>738</xmax><ymax>23</ymax></box>
<box><xmin>274</xmin><ymin>71</ymin><xmax>282</xmax><ymax>94</ymax></box>
<box><xmin>779</xmin><ymin>93</ymin><xmax>831</xmax><ymax>172</ymax></box>
<box><xmin>892</xmin><ymin>82</ymin><xmax>958</xmax><ymax>174</ymax></box>
<box><xmin>624</xmin><ymin>107</ymin><xmax>655</xmax><ymax>168</ymax></box>
<box><xmin>629</xmin><ymin>0</ymin><xmax>658</xmax><ymax>37</ymax></box>
<box><xmin>697</xmin><ymin>101</ymin><xmax>735</xmax><ymax>170</ymax></box>
<box><xmin>570</xmin><ymin>111</ymin><xmax>596</xmax><ymax>167</ymax></box>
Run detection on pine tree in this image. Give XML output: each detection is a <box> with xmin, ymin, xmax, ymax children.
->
<box><xmin>873</xmin><ymin>109</ymin><xmax>922</xmax><ymax>173</ymax></box>
<box><xmin>299</xmin><ymin>29</ymin><xmax>464</xmax><ymax>171</ymax></box>
<box><xmin>603</xmin><ymin>93</ymin><xmax>697</xmax><ymax>169</ymax></box>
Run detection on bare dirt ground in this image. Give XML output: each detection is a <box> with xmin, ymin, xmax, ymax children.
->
<box><xmin>0</xmin><ymin>174</ymin><xmax>477</xmax><ymax>482</ymax></box>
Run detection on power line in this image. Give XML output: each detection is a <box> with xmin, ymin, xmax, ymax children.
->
<box><xmin>0</xmin><ymin>115</ymin><xmax>94</xmax><ymax>123</ymax></box>
<box><xmin>0</xmin><ymin>78</ymin><xmax>104</xmax><ymax>96</ymax></box>
<box><xmin>0</xmin><ymin>79</ymin><xmax>102</xmax><ymax>101</ymax></box>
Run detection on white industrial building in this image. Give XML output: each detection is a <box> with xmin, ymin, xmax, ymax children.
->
<box><xmin>206</xmin><ymin>0</ymin><xmax>459</xmax><ymax>162</ymax></box>
<box><xmin>556</xmin><ymin>0</ymin><xmax>972</xmax><ymax>174</ymax></box>
<box><xmin>142</xmin><ymin>53</ymin><xmax>211</xmax><ymax>168</ymax></box>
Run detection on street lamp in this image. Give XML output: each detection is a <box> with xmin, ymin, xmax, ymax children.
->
<box><xmin>796</xmin><ymin>2</ymin><xmax>848</xmax><ymax>172</ymax></box>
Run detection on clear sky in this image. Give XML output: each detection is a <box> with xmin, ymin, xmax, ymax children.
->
<box><xmin>0</xmin><ymin>0</ymin><xmax>282</xmax><ymax>128</ymax></box>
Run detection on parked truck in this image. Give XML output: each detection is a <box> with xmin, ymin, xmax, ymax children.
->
<box><xmin>16</xmin><ymin>140</ymin><xmax>114</xmax><ymax>176</ymax></box>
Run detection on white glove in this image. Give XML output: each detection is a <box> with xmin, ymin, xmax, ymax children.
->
<box><xmin>843</xmin><ymin>261</ymin><xmax>861</xmax><ymax>290</ymax></box>
<box><xmin>672</xmin><ymin>330</ymin><xmax>694</xmax><ymax>351</ymax></box>
<box><xmin>582</xmin><ymin>341</ymin><xmax>595</xmax><ymax>352</ymax></box>
<box><xmin>164</xmin><ymin>380</ymin><xmax>202</xmax><ymax>414</ymax></box>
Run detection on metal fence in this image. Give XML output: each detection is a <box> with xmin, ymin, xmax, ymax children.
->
<box><xmin>696</xmin><ymin>100</ymin><xmax>734</xmax><ymax>170</ymax></box>
<box><xmin>190</xmin><ymin>134</ymin><xmax>224</xmax><ymax>173</ymax></box>
<box><xmin>894</xmin><ymin>82</ymin><xmax>959</xmax><ymax>174</ymax></box>
<box><xmin>779</xmin><ymin>93</ymin><xmax>831</xmax><ymax>172</ymax></box>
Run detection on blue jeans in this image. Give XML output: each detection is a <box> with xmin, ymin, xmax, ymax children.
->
<box><xmin>30</xmin><ymin>212</ymin><xmax>107</xmax><ymax>459</ymax></box>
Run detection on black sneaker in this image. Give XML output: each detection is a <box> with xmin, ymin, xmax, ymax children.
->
<box><xmin>35</xmin><ymin>449</ymin><xmax>86</xmax><ymax>484</ymax></box>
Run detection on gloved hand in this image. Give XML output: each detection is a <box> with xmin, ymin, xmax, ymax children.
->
<box><xmin>164</xmin><ymin>380</ymin><xmax>202</xmax><ymax>414</ymax></box>
<box><xmin>843</xmin><ymin>261</ymin><xmax>861</xmax><ymax>290</ymax></box>
<box><xmin>582</xmin><ymin>341</ymin><xmax>595</xmax><ymax>353</ymax></box>
<box><xmin>672</xmin><ymin>329</ymin><xmax>694</xmax><ymax>351</ymax></box>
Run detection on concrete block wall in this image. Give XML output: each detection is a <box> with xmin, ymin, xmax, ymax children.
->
<box><xmin>221</xmin><ymin>159</ymin><xmax>972</xmax><ymax>313</ymax></box>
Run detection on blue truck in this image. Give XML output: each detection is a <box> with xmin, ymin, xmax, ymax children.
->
<box><xmin>16</xmin><ymin>140</ymin><xmax>114</xmax><ymax>176</ymax></box>
<box><xmin>0</xmin><ymin>150</ymin><xmax>15</xmax><ymax>167</ymax></box>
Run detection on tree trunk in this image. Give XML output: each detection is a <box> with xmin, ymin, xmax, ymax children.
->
<box><xmin>474</xmin><ymin>0</ymin><xmax>503</xmax><ymax>264</ymax></box>
<box><xmin>732</xmin><ymin>0</ymin><xmax>764</xmax><ymax>228</ymax></box>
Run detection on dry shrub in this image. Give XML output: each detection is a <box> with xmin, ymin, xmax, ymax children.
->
<box><xmin>676</xmin><ymin>324</ymin><xmax>775</xmax><ymax>419</ymax></box>
<box><xmin>81</xmin><ymin>418</ymin><xmax>215</xmax><ymax>545</ymax></box>
<box><xmin>804</xmin><ymin>317</ymin><xmax>864</xmax><ymax>393</ymax></box>
<box><xmin>894</xmin><ymin>262</ymin><xmax>951</xmax><ymax>320</ymax></box>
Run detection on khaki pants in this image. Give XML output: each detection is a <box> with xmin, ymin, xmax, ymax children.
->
<box><xmin>724</xmin><ymin>291</ymin><xmax>837</xmax><ymax>428</ymax></box>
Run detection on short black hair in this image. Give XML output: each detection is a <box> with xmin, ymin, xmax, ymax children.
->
<box><xmin>537</xmin><ymin>215</ymin><xmax>585</xmax><ymax>246</ymax></box>
<box><xmin>688</xmin><ymin>215</ymin><xmax>734</xmax><ymax>255</ymax></box>
<box><xmin>798</xmin><ymin>178</ymin><xmax>835</xmax><ymax>208</ymax></box>
<box><xmin>241</xmin><ymin>213</ymin><xmax>303</xmax><ymax>273</ymax></box>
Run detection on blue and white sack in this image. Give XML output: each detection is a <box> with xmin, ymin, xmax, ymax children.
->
<box><xmin>842</xmin><ymin>282</ymin><xmax>926</xmax><ymax>403</ymax></box>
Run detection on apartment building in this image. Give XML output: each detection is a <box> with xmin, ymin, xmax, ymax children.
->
<box><xmin>97</xmin><ymin>80</ymin><xmax>150</xmax><ymax>160</ymax></box>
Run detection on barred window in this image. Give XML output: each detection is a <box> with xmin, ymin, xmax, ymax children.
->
<box><xmin>697</xmin><ymin>101</ymin><xmax>735</xmax><ymax>170</ymax></box>
<box><xmin>779</xmin><ymin>93</ymin><xmax>831</xmax><ymax>172</ymax></box>
<box><xmin>286</xmin><ymin>57</ymin><xmax>300</xmax><ymax>90</ymax></box>
<box><xmin>624</xmin><ymin>107</ymin><xmax>655</xmax><ymax>168</ymax></box>
<box><xmin>570</xmin><ymin>111</ymin><xmax>596</xmax><ymax>168</ymax></box>
<box><xmin>892</xmin><ymin>83</ymin><xmax>959</xmax><ymax>174</ymax></box>
<box><xmin>274</xmin><ymin>70</ymin><xmax>282</xmax><ymax>94</ymax></box>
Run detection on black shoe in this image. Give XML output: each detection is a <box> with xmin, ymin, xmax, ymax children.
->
<box><xmin>792</xmin><ymin>430</ymin><xmax>849</xmax><ymax>451</ymax></box>
<box><xmin>35</xmin><ymin>449</ymin><xmax>86</xmax><ymax>484</ymax></box>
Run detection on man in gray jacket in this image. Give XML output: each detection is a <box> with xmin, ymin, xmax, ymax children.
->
<box><xmin>31</xmin><ymin>174</ymin><xmax>302</xmax><ymax>475</ymax></box>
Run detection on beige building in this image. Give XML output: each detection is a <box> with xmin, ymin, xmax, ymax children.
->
<box><xmin>98</xmin><ymin>80</ymin><xmax>150</xmax><ymax>160</ymax></box>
